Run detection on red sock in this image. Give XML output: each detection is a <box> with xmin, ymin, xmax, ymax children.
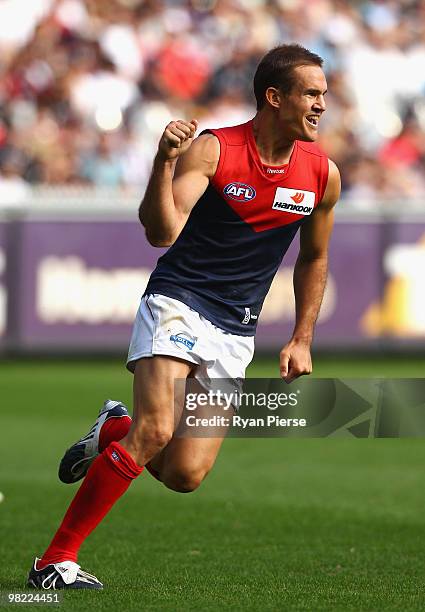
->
<box><xmin>99</xmin><ymin>417</ymin><xmax>162</xmax><ymax>484</ymax></box>
<box><xmin>99</xmin><ymin>416</ymin><xmax>132</xmax><ymax>452</ymax></box>
<box><xmin>40</xmin><ymin>442</ymin><xmax>143</xmax><ymax>566</ymax></box>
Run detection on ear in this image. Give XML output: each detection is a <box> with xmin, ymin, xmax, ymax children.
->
<box><xmin>265</xmin><ymin>87</ymin><xmax>281</xmax><ymax>109</ymax></box>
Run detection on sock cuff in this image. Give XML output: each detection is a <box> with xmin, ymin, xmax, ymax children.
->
<box><xmin>103</xmin><ymin>441</ymin><xmax>144</xmax><ymax>480</ymax></box>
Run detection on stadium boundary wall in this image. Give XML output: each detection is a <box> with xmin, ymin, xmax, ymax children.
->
<box><xmin>0</xmin><ymin>197</ymin><xmax>424</xmax><ymax>353</ymax></box>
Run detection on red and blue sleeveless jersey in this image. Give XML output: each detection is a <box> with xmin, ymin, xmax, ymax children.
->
<box><xmin>145</xmin><ymin>120</ymin><xmax>329</xmax><ymax>336</ymax></box>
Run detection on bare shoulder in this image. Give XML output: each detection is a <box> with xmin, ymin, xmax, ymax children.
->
<box><xmin>319</xmin><ymin>159</ymin><xmax>341</xmax><ymax>209</ymax></box>
<box><xmin>195</xmin><ymin>132</ymin><xmax>220</xmax><ymax>158</ymax></box>
<box><xmin>194</xmin><ymin>133</ymin><xmax>221</xmax><ymax>175</ymax></box>
<box><xmin>175</xmin><ymin>132</ymin><xmax>220</xmax><ymax>179</ymax></box>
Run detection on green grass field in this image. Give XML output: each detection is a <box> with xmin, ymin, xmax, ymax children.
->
<box><xmin>1</xmin><ymin>355</ymin><xmax>425</xmax><ymax>611</ymax></box>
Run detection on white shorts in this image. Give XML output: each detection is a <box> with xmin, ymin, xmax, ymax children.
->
<box><xmin>126</xmin><ymin>294</ymin><xmax>255</xmax><ymax>389</ymax></box>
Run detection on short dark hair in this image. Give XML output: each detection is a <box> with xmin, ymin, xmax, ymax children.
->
<box><xmin>253</xmin><ymin>44</ymin><xmax>324</xmax><ymax>110</ymax></box>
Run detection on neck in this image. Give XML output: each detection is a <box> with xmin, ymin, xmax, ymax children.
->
<box><xmin>252</xmin><ymin>111</ymin><xmax>295</xmax><ymax>165</ymax></box>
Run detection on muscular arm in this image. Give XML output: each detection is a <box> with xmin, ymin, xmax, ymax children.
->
<box><xmin>139</xmin><ymin>120</ymin><xmax>219</xmax><ymax>247</ymax></box>
<box><xmin>280</xmin><ymin>159</ymin><xmax>341</xmax><ymax>382</ymax></box>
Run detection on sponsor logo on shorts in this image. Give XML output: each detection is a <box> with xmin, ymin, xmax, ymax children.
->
<box><xmin>272</xmin><ymin>187</ymin><xmax>315</xmax><ymax>215</ymax></box>
<box><xmin>170</xmin><ymin>332</ymin><xmax>197</xmax><ymax>350</ymax></box>
<box><xmin>224</xmin><ymin>182</ymin><xmax>256</xmax><ymax>202</ymax></box>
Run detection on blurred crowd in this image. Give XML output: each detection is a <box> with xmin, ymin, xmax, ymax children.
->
<box><xmin>0</xmin><ymin>0</ymin><xmax>425</xmax><ymax>206</ymax></box>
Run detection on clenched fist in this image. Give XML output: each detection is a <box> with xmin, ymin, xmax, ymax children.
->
<box><xmin>280</xmin><ymin>339</ymin><xmax>312</xmax><ymax>384</ymax></box>
<box><xmin>157</xmin><ymin>119</ymin><xmax>198</xmax><ymax>161</ymax></box>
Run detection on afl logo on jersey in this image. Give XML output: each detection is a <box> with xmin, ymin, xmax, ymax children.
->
<box><xmin>224</xmin><ymin>182</ymin><xmax>256</xmax><ymax>202</ymax></box>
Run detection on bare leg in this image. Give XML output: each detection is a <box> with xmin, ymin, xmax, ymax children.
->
<box><xmin>119</xmin><ymin>356</ymin><xmax>193</xmax><ymax>466</ymax></box>
<box><xmin>148</xmin><ymin>379</ymin><xmax>230</xmax><ymax>492</ymax></box>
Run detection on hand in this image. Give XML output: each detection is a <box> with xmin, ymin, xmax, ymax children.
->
<box><xmin>157</xmin><ymin>119</ymin><xmax>198</xmax><ymax>161</ymax></box>
<box><xmin>279</xmin><ymin>339</ymin><xmax>312</xmax><ymax>383</ymax></box>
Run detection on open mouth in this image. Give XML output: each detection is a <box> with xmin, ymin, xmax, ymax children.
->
<box><xmin>306</xmin><ymin>115</ymin><xmax>319</xmax><ymax>128</ymax></box>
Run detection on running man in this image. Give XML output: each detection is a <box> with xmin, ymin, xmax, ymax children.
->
<box><xmin>28</xmin><ymin>44</ymin><xmax>340</xmax><ymax>589</ymax></box>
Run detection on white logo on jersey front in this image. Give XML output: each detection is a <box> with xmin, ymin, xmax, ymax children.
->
<box><xmin>272</xmin><ymin>188</ymin><xmax>315</xmax><ymax>215</ymax></box>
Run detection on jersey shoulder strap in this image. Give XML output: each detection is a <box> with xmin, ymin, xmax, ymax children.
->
<box><xmin>296</xmin><ymin>140</ymin><xmax>329</xmax><ymax>203</ymax></box>
<box><xmin>200</xmin><ymin>121</ymin><xmax>248</xmax><ymax>145</ymax></box>
<box><xmin>200</xmin><ymin>122</ymin><xmax>249</xmax><ymax>181</ymax></box>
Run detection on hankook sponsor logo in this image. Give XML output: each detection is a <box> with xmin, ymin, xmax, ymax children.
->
<box><xmin>272</xmin><ymin>188</ymin><xmax>315</xmax><ymax>216</ymax></box>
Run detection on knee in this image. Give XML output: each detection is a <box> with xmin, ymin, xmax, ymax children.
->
<box><xmin>144</xmin><ymin>426</ymin><xmax>173</xmax><ymax>450</ymax></box>
<box><xmin>162</xmin><ymin>468</ymin><xmax>207</xmax><ymax>493</ymax></box>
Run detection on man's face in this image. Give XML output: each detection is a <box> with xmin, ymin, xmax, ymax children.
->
<box><xmin>276</xmin><ymin>65</ymin><xmax>327</xmax><ymax>142</ymax></box>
